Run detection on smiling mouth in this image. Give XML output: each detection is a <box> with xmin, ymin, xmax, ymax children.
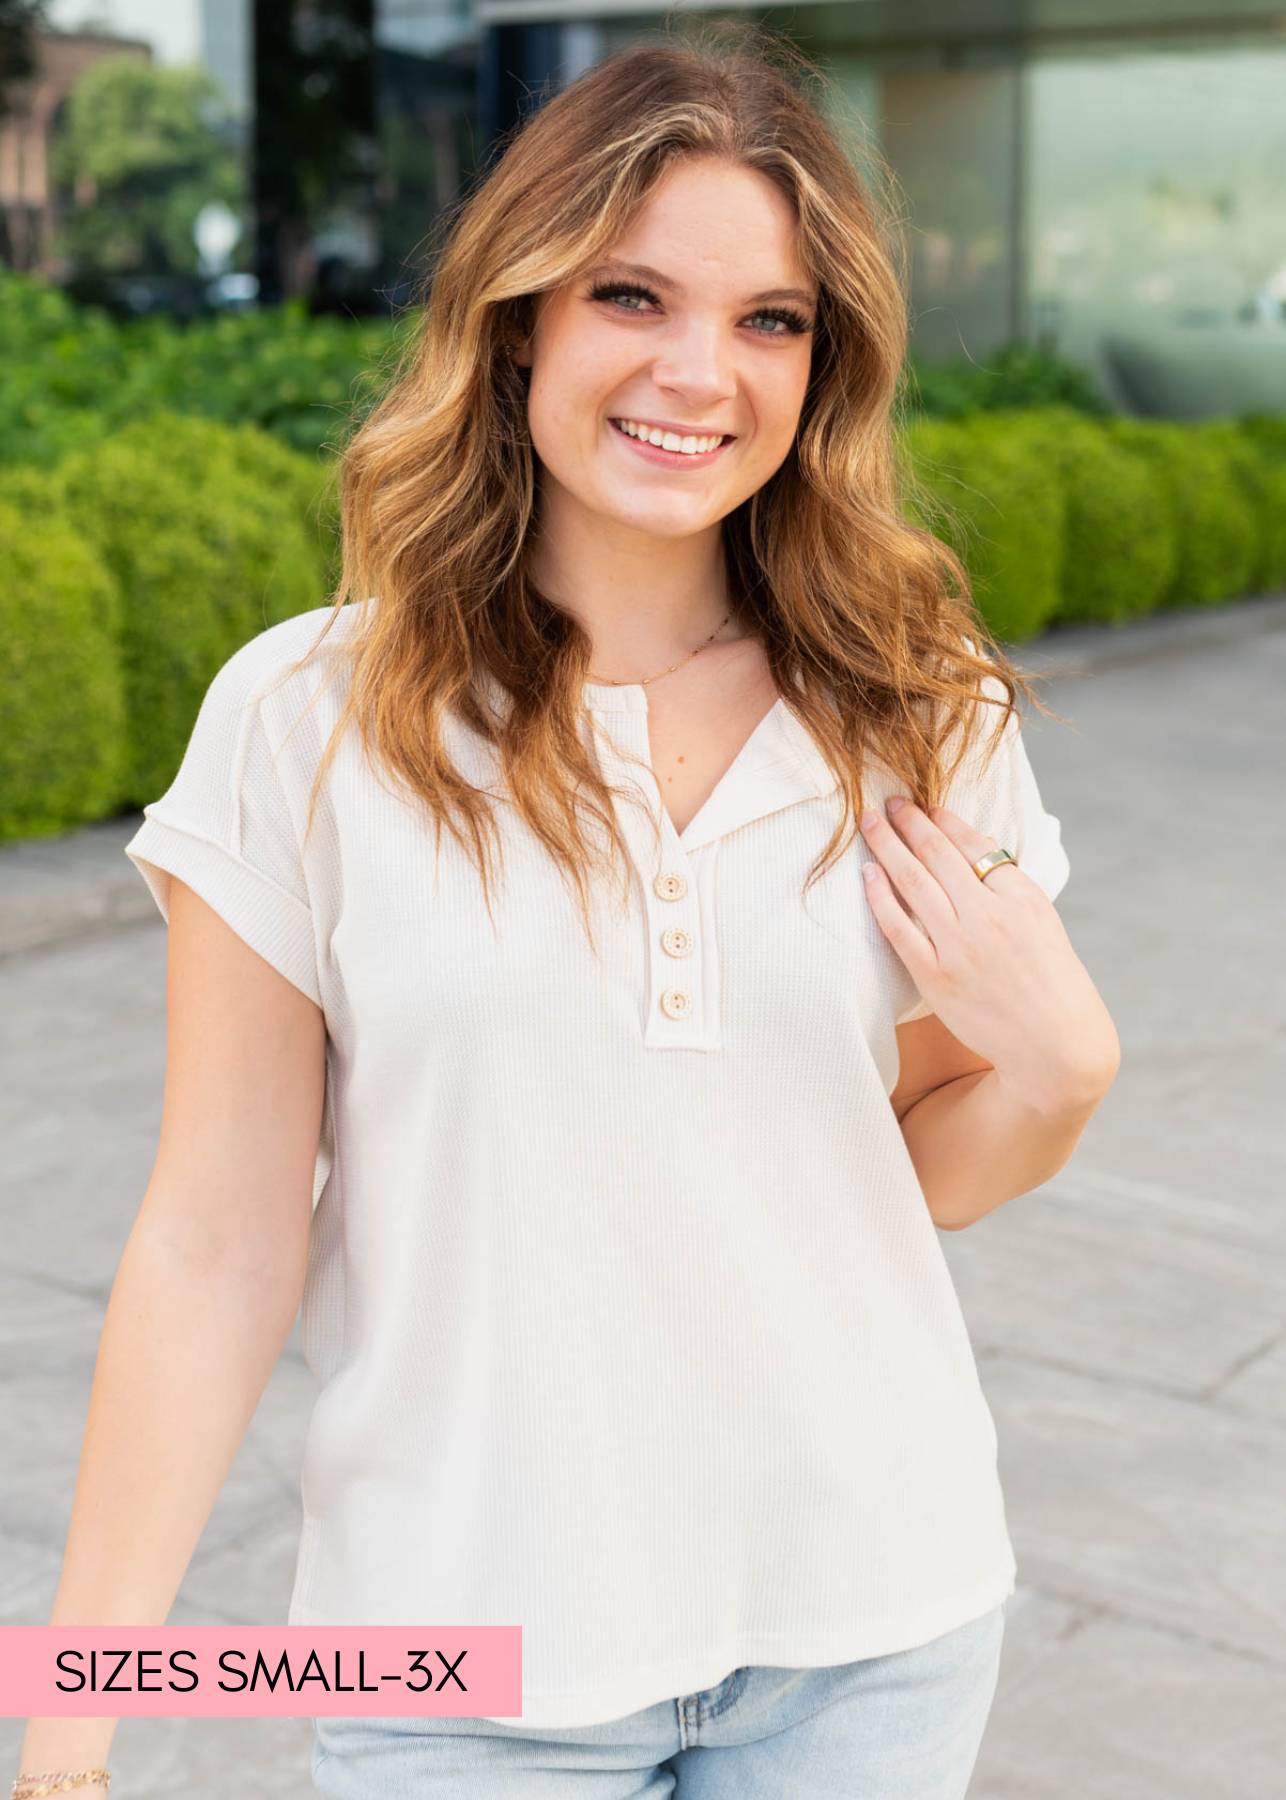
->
<box><xmin>608</xmin><ymin>418</ymin><xmax>734</xmax><ymax>460</ymax></box>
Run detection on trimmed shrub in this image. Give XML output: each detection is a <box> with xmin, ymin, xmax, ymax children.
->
<box><xmin>1195</xmin><ymin>420</ymin><xmax>1286</xmax><ymax>595</ymax></box>
<box><xmin>0</xmin><ymin>499</ymin><xmax>127</xmax><ymax>840</ymax></box>
<box><xmin>51</xmin><ymin>413</ymin><xmax>332</xmax><ymax>806</ymax></box>
<box><xmin>1032</xmin><ymin>405</ymin><xmax>1175</xmax><ymax>625</ymax></box>
<box><xmin>1237</xmin><ymin>412</ymin><xmax>1286</xmax><ymax>465</ymax></box>
<box><xmin>0</xmin><ymin>461</ymin><xmax>73</xmax><ymax>522</ymax></box>
<box><xmin>1102</xmin><ymin>419</ymin><xmax>1258</xmax><ymax>610</ymax></box>
<box><xmin>217</xmin><ymin>421</ymin><xmax>342</xmax><ymax>586</ymax></box>
<box><xmin>899</xmin><ymin>410</ymin><xmax>1065</xmax><ymax>642</ymax></box>
<box><xmin>0</xmin><ymin>273</ymin><xmax>130</xmax><ymax>467</ymax></box>
<box><xmin>0</xmin><ymin>269</ymin><xmax>401</xmax><ymax>467</ymax></box>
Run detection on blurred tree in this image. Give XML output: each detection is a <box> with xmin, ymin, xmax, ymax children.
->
<box><xmin>49</xmin><ymin>55</ymin><xmax>242</xmax><ymax>281</ymax></box>
<box><xmin>0</xmin><ymin>0</ymin><xmax>47</xmax><ymax>123</ymax></box>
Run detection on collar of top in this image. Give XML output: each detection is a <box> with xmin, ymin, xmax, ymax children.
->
<box><xmin>580</xmin><ymin>675</ymin><xmax>838</xmax><ymax>854</ymax></box>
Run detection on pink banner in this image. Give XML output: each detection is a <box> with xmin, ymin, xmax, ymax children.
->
<box><xmin>0</xmin><ymin>1627</ymin><xmax>522</xmax><ymax>1717</ymax></box>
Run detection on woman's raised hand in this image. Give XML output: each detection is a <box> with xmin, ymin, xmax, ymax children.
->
<box><xmin>860</xmin><ymin>798</ymin><xmax>1120</xmax><ymax>1119</ymax></box>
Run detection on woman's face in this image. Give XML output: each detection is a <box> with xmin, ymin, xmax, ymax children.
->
<box><xmin>516</xmin><ymin>155</ymin><xmax>818</xmax><ymax>542</ymax></box>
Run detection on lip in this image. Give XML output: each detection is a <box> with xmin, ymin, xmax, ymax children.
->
<box><xmin>607</xmin><ymin>417</ymin><xmax>735</xmax><ymax>469</ymax></box>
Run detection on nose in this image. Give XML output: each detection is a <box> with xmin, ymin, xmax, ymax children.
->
<box><xmin>649</xmin><ymin>318</ymin><xmax>737</xmax><ymax>412</ymax></box>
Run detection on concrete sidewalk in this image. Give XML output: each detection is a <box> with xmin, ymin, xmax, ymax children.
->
<box><xmin>2</xmin><ymin>590</ymin><xmax>1284</xmax><ymax>1799</ymax></box>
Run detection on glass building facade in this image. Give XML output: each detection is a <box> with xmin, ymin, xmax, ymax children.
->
<box><xmin>7</xmin><ymin>1</ymin><xmax>1286</xmax><ymax>412</ymax></box>
<box><xmin>327</xmin><ymin>0</ymin><xmax>1286</xmax><ymax>412</ymax></box>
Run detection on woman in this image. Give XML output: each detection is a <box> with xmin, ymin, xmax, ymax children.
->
<box><xmin>16</xmin><ymin>26</ymin><xmax>1118</xmax><ymax>1800</ymax></box>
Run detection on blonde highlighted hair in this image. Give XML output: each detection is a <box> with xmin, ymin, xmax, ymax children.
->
<box><xmin>284</xmin><ymin>17</ymin><xmax>1035</xmax><ymax>944</ymax></box>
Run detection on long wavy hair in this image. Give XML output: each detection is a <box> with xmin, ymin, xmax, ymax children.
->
<box><xmin>281</xmin><ymin>18</ymin><xmax>1036</xmax><ymax>946</ymax></box>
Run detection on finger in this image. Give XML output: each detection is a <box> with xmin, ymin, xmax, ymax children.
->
<box><xmin>883</xmin><ymin>797</ymin><xmax>987</xmax><ymax>915</ymax></box>
<box><xmin>859</xmin><ymin>805</ymin><xmax>958</xmax><ymax>944</ymax></box>
<box><xmin>861</xmin><ymin>859</ymin><xmax>937</xmax><ymax>982</ymax></box>
<box><xmin>927</xmin><ymin>804</ymin><xmax>1031</xmax><ymax>896</ymax></box>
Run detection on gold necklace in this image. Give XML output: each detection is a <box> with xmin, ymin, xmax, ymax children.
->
<box><xmin>586</xmin><ymin>610</ymin><xmax>732</xmax><ymax>687</ymax></box>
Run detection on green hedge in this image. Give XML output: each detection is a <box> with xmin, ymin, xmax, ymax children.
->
<box><xmin>898</xmin><ymin>406</ymin><xmax>1284</xmax><ymax>642</ymax></box>
<box><xmin>900</xmin><ymin>410</ymin><xmax>1066</xmax><ymax>641</ymax></box>
<box><xmin>1041</xmin><ymin>406</ymin><xmax>1175</xmax><ymax>625</ymax></box>
<box><xmin>1195</xmin><ymin>420</ymin><xmax>1286</xmax><ymax>595</ymax></box>
<box><xmin>0</xmin><ymin>268</ymin><xmax>404</xmax><ymax>467</ymax></box>
<box><xmin>54</xmin><ymin>413</ymin><xmax>333</xmax><ymax>806</ymax></box>
<box><xmin>216</xmin><ymin>418</ymin><xmax>342</xmax><ymax>584</ymax></box>
<box><xmin>1236</xmin><ymin>411</ymin><xmax>1286</xmax><ymax>465</ymax></box>
<box><xmin>0</xmin><ymin>415</ymin><xmax>333</xmax><ymax>841</ymax></box>
<box><xmin>1101</xmin><ymin>418</ymin><xmax>1259</xmax><ymax>610</ymax></box>
<box><xmin>0</xmin><ymin>500</ymin><xmax>128</xmax><ymax>837</ymax></box>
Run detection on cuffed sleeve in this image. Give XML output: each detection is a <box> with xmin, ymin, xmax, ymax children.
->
<box><xmin>123</xmin><ymin>635</ymin><xmax>323</xmax><ymax>1009</ymax></box>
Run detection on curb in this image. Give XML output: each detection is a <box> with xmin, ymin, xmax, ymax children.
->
<box><xmin>3</xmin><ymin>589</ymin><xmax>1284</xmax><ymax>964</ymax></box>
<box><xmin>0</xmin><ymin>814</ymin><xmax>154</xmax><ymax>964</ymax></box>
<box><xmin>1013</xmin><ymin>588</ymin><xmax>1286</xmax><ymax>680</ymax></box>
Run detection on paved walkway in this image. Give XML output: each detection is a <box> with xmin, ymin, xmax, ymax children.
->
<box><xmin>2</xmin><ymin>591</ymin><xmax>1283</xmax><ymax>1797</ymax></box>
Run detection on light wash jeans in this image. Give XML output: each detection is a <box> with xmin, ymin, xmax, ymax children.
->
<box><xmin>310</xmin><ymin>1599</ymin><xmax>1006</xmax><ymax>1798</ymax></box>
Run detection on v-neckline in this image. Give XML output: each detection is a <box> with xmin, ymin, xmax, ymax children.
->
<box><xmin>581</xmin><ymin>681</ymin><xmax>831</xmax><ymax>852</ymax></box>
<box><xmin>659</xmin><ymin>693</ymin><xmax>787</xmax><ymax>844</ymax></box>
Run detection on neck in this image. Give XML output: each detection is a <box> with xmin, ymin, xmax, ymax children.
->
<box><xmin>528</xmin><ymin>482</ymin><xmax>746</xmax><ymax>669</ymax></box>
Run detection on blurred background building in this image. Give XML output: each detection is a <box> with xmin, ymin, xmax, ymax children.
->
<box><xmin>2</xmin><ymin>0</ymin><xmax>1285</xmax><ymax>411</ymax></box>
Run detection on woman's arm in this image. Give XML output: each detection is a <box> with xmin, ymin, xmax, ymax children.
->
<box><xmin>890</xmin><ymin>1015</ymin><xmax>1110</xmax><ymax>1230</ymax></box>
<box><xmin>17</xmin><ymin>877</ymin><xmax>326</xmax><ymax>1793</ymax></box>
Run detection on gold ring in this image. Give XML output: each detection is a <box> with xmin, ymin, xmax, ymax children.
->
<box><xmin>972</xmin><ymin>847</ymin><xmax>1018</xmax><ymax>883</ymax></box>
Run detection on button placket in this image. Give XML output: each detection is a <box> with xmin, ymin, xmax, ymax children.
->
<box><xmin>582</xmin><ymin>674</ymin><xmax>844</xmax><ymax>1054</ymax></box>
<box><xmin>582</xmin><ymin>693</ymin><xmax>725</xmax><ymax>1051</ymax></box>
<box><xmin>642</xmin><ymin>825</ymin><xmax>707</xmax><ymax>1048</ymax></box>
<box><xmin>649</xmin><ymin>872</ymin><xmax>698</xmax><ymax>1035</ymax></box>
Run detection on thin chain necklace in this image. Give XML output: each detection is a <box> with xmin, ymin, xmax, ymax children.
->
<box><xmin>586</xmin><ymin>610</ymin><xmax>732</xmax><ymax>688</ymax></box>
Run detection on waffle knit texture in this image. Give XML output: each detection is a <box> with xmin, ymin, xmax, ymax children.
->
<box><xmin>124</xmin><ymin>603</ymin><xmax>1070</xmax><ymax>1728</ymax></box>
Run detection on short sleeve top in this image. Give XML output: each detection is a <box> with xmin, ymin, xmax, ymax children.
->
<box><xmin>124</xmin><ymin>603</ymin><xmax>1069</xmax><ymax>1728</ymax></box>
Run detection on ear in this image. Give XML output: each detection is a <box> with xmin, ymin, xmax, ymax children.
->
<box><xmin>505</xmin><ymin>295</ymin><xmax>537</xmax><ymax>371</ymax></box>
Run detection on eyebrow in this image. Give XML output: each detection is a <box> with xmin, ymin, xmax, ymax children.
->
<box><xmin>585</xmin><ymin>258</ymin><xmax>818</xmax><ymax>309</ymax></box>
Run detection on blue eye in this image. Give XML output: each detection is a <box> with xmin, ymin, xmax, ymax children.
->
<box><xmin>587</xmin><ymin>281</ymin><xmax>812</xmax><ymax>337</ymax></box>
<box><xmin>746</xmin><ymin>307</ymin><xmax>812</xmax><ymax>336</ymax></box>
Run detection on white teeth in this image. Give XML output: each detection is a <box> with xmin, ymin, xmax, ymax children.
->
<box><xmin>612</xmin><ymin>419</ymin><xmax>726</xmax><ymax>456</ymax></box>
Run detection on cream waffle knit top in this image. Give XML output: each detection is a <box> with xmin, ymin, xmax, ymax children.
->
<box><xmin>124</xmin><ymin>602</ymin><xmax>1070</xmax><ymax>1727</ymax></box>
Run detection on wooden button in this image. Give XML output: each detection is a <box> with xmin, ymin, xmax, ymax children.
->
<box><xmin>661</xmin><ymin>927</ymin><xmax>692</xmax><ymax>958</ymax></box>
<box><xmin>660</xmin><ymin>988</ymin><xmax>692</xmax><ymax>1020</ymax></box>
<box><xmin>653</xmin><ymin>871</ymin><xmax>688</xmax><ymax>901</ymax></box>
